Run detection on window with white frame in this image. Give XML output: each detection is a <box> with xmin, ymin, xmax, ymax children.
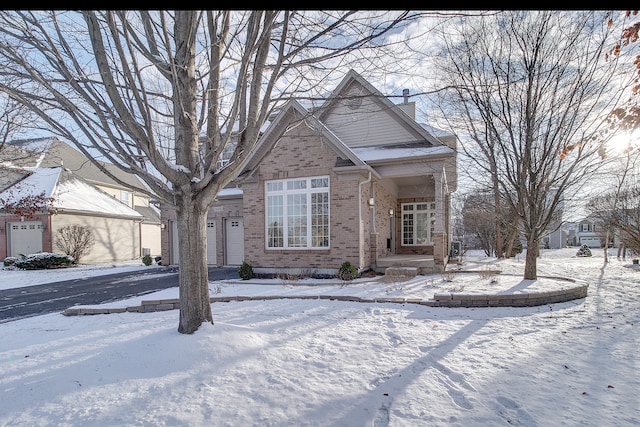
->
<box><xmin>265</xmin><ymin>176</ymin><xmax>330</xmax><ymax>249</ymax></box>
<box><xmin>120</xmin><ymin>190</ymin><xmax>130</xmax><ymax>206</ymax></box>
<box><xmin>401</xmin><ymin>202</ymin><xmax>436</xmax><ymax>246</ymax></box>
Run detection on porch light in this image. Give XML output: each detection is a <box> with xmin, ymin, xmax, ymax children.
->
<box><xmin>389</xmin><ymin>208</ymin><xmax>394</xmax><ymax>216</ymax></box>
<box><xmin>368</xmin><ymin>198</ymin><xmax>375</xmax><ymax>206</ymax></box>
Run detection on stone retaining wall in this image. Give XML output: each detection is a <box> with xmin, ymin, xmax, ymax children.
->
<box><xmin>62</xmin><ymin>279</ymin><xmax>588</xmax><ymax>316</ymax></box>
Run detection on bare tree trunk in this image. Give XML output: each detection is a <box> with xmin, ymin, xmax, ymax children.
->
<box><xmin>504</xmin><ymin>215</ymin><xmax>519</xmax><ymax>258</ymax></box>
<box><xmin>524</xmin><ymin>237</ymin><xmax>538</xmax><ymax>280</ymax></box>
<box><xmin>176</xmin><ymin>199</ymin><xmax>212</xmax><ymax>334</ymax></box>
<box><xmin>493</xmin><ymin>180</ymin><xmax>503</xmax><ymax>258</ymax></box>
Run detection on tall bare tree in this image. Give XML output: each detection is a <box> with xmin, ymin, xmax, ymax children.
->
<box><xmin>0</xmin><ymin>10</ymin><xmax>434</xmax><ymax>333</ymax></box>
<box><xmin>429</xmin><ymin>10</ymin><xmax>633</xmax><ymax>279</ymax></box>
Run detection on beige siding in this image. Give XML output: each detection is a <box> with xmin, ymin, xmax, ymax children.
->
<box><xmin>133</xmin><ymin>193</ymin><xmax>150</xmax><ymax>207</ymax></box>
<box><xmin>323</xmin><ymin>92</ymin><xmax>417</xmax><ymax>148</ymax></box>
<box><xmin>95</xmin><ymin>184</ymin><xmax>132</xmax><ymax>208</ymax></box>
<box><xmin>140</xmin><ymin>222</ymin><xmax>161</xmax><ymax>257</ymax></box>
<box><xmin>52</xmin><ymin>213</ymin><xmax>140</xmax><ymax>263</ymax></box>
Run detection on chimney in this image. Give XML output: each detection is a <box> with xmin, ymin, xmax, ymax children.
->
<box><xmin>397</xmin><ymin>89</ymin><xmax>415</xmax><ymax>120</ymax></box>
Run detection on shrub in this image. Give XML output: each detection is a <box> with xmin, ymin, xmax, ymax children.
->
<box><xmin>238</xmin><ymin>260</ymin><xmax>254</xmax><ymax>280</ymax></box>
<box><xmin>576</xmin><ymin>244</ymin><xmax>592</xmax><ymax>257</ymax></box>
<box><xmin>142</xmin><ymin>254</ymin><xmax>153</xmax><ymax>266</ymax></box>
<box><xmin>14</xmin><ymin>252</ymin><xmax>74</xmax><ymax>270</ymax></box>
<box><xmin>337</xmin><ymin>261</ymin><xmax>358</xmax><ymax>281</ymax></box>
<box><xmin>3</xmin><ymin>256</ymin><xmax>18</xmax><ymax>267</ymax></box>
<box><xmin>54</xmin><ymin>225</ymin><xmax>95</xmax><ymax>264</ymax></box>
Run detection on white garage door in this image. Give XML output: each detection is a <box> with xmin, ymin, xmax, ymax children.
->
<box><xmin>9</xmin><ymin>221</ymin><xmax>43</xmax><ymax>257</ymax></box>
<box><xmin>580</xmin><ymin>237</ymin><xmax>601</xmax><ymax>248</ymax></box>
<box><xmin>206</xmin><ymin>220</ymin><xmax>217</xmax><ymax>265</ymax></box>
<box><xmin>225</xmin><ymin>218</ymin><xmax>244</xmax><ymax>266</ymax></box>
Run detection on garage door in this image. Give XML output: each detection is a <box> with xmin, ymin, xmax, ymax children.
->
<box><xmin>207</xmin><ymin>220</ymin><xmax>217</xmax><ymax>265</ymax></box>
<box><xmin>9</xmin><ymin>221</ymin><xmax>43</xmax><ymax>257</ymax></box>
<box><xmin>225</xmin><ymin>218</ymin><xmax>244</xmax><ymax>266</ymax></box>
<box><xmin>580</xmin><ymin>237</ymin><xmax>601</xmax><ymax>248</ymax></box>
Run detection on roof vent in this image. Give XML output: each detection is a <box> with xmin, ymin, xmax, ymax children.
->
<box><xmin>403</xmin><ymin>89</ymin><xmax>409</xmax><ymax>103</ymax></box>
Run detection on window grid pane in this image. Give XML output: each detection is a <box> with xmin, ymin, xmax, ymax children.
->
<box><xmin>287</xmin><ymin>194</ymin><xmax>307</xmax><ymax>247</ymax></box>
<box><xmin>401</xmin><ymin>202</ymin><xmax>435</xmax><ymax>246</ymax></box>
<box><xmin>311</xmin><ymin>192</ymin><xmax>329</xmax><ymax>247</ymax></box>
<box><xmin>265</xmin><ymin>176</ymin><xmax>329</xmax><ymax>249</ymax></box>
<box><xmin>403</xmin><ymin>213</ymin><xmax>414</xmax><ymax>245</ymax></box>
<box><xmin>267</xmin><ymin>195</ymin><xmax>283</xmax><ymax>247</ymax></box>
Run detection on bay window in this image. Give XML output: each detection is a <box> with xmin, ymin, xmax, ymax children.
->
<box><xmin>266</xmin><ymin>176</ymin><xmax>329</xmax><ymax>249</ymax></box>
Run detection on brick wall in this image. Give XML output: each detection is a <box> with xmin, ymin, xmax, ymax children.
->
<box><xmin>243</xmin><ymin>125</ymin><xmax>369</xmax><ymax>274</ymax></box>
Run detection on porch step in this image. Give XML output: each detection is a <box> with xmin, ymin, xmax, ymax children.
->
<box><xmin>384</xmin><ymin>267</ymin><xmax>418</xmax><ymax>282</ymax></box>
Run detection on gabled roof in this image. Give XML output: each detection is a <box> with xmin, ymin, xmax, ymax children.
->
<box><xmin>238</xmin><ymin>99</ymin><xmax>374</xmax><ymax>175</ymax></box>
<box><xmin>0</xmin><ymin>167</ymin><xmax>143</xmax><ymax>219</ymax></box>
<box><xmin>2</xmin><ymin>137</ymin><xmax>148</xmax><ymax>193</ymax></box>
<box><xmin>316</xmin><ymin>69</ymin><xmax>445</xmax><ymax>146</ymax></box>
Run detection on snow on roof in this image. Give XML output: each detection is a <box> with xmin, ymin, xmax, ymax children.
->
<box><xmin>351</xmin><ymin>144</ymin><xmax>454</xmax><ymax>163</ymax></box>
<box><xmin>54</xmin><ymin>174</ymin><xmax>142</xmax><ymax>217</ymax></box>
<box><xmin>0</xmin><ymin>167</ymin><xmax>60</xmax><ymax>203</ymax></box>
<box><xmin>0</xmin><ymin>167</ymin><xmax>142</xmax><ymax>218</ymax></box>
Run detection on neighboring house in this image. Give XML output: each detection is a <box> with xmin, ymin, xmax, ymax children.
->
<box><xmin>0</xmin><ymin>167</ymin><xmax>144</xmax><ymax>263</ymax></box>
<box><xmin>540</xmin><ymin>228</ymin><xmax>568</xmax><ymax>250</ymax></box>
<box><xmin>0</xmin><ymin>137</ymin><xmax>161</xmax><ymax>260</ymax></box>
<box><xmin>161</xmin><ymin>70</ymin><xmax>458</xmax><ymax>275</ymax></box>
<box><xmin>576</xmin><ymin>217</ymin><xmax>616</xmax><ymax>248</ymax></box>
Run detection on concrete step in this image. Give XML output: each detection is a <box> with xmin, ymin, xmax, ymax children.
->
<box><xmin>384</xmin><ymin>266</ymin><xmax>418</xmax><ymax>282</ymax></box>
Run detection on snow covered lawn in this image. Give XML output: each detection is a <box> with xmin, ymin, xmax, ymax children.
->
<box><xmin>0</xmin><ymin>248</ymin><xmax>637</xmax><ymax>426</ymax></box>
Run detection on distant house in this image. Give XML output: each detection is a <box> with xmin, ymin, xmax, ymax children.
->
<box><xmin>0</xmin><ymin>167</ymin><xmax>144</xmax><ymax>262</ymax></box>
<box><xmin>576</xmin><ymin>217</ymin><xmax>615</xmax><ymax>248</ymax></box>
<box><xmin>0</xmin><ymin>137</ymin><xmax>161</xmax><ymax>262</ymax></box>
<box><xmin>161</xmin><ymin>70</ymin><xmax>458</xmax><ymax>275</ymax></box>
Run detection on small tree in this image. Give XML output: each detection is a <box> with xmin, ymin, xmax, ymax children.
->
<box><xmin>54</xmin><ymin>225</ymin><xmax>95</xmax><ymax>264</ymax></box>
<box><xmin>0</xmin><ymin>191</ymin><xmax>54</xmax><ymax>219</ymax></box>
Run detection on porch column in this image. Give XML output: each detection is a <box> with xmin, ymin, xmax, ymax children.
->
<box><xmin>369</xmin><ymin>232</ymin><xmax>378</xmax><ymax>270</ymax></box>
<box><xmin>433</xmin><ymin>170</ymin><xmax>448</xmax><ymax>267</ymax></box>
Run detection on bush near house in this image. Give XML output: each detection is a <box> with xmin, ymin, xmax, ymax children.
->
<box><xmin>337</xmin><ymin>261</ymin><xmax>358</xmax><ymax>281</ymax></box>
<box><xmin>7</xmin><ymin>252</ymin><xmax>74</xmax><ymax>270</ymax></box>
<box><xmin>3</xmin><ymin>256</ymin><xmax>18</xmax><ymax>267</ymax></box>
<box><xmin>238</xmin><ymin>260</ymin><xmax>254</xmax><ymax>280</ymax></box>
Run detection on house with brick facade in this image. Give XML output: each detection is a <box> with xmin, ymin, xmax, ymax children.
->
<box><xmin>160</xmin><ymin>70</ymin><xmax>458</xmax><ymax>275</ymax></box>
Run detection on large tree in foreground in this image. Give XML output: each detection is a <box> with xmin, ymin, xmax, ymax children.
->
<box><xmin>0</xmin><ymin>10</ymin><xmax>431</xmax><ymax>333</ymax></box>
<box><xmin>430</xmin><ymin>10</ymin><xmax>634</xmax><ymax>279</ymax></box>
